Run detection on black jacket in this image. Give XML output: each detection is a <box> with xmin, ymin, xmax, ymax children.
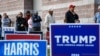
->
<box><xmin>0</xmin><ymin>19</ymin><xmax>1</xmax><ymax>28</ymax></box>
<box><xmin>16</xmin><ymin>17</ymin><xmax>27</xmax><ymax>31</ymax></box>
<box><xmin>65</xmin><ymin>10</ymin><xmax>79</xmax><ymax>23</ymax></box>
<box><xmin>32</xmin><ymin>15</ymin><xmax>42</xmax><ymax>23</ymax></box>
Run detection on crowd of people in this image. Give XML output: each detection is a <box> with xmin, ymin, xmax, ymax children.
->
<box><xmin>0</xmin><ymin>9</ymin><xmax>55</xmax><ymax>32</ymax></box>
<box><xmin>0</xmin><ymin>4</ymin><xmax>100</xmax><ymax>39</ymax></box>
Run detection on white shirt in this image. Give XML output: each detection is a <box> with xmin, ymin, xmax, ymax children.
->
<box><xmin>28</xmin><ymin>17</ymin><xmax>33</xmax><ymax>28</ymax></box>
<box><xmin>44</xmin><ymin>14</ymin><xmax>55</xmax><ymax>27</ymax></box>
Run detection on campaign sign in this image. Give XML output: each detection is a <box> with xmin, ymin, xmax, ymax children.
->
<box><xmin>50</xmin><ymin>24</ymin><xmax>99</xmax><ymax>56</ymax></box>
<box><xmin>0</xmin><ymin>40</ymin><xmax>47</xmax><ymax>56</ymax></box>
<box><xmin>6</xmin><ymin>34</ymin><xmax>41</xmax><ymax>40</ymax></box>
<box><xmin>2</xmin><ymin>27</ymin><xmax>15</xmax><ymax>37</ymax></box>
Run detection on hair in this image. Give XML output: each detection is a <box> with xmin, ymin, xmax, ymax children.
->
<box><xmin>19</xmin><ymin>12</ymin><xmax>23</xmax><ymax>15</ymax></box>
<box><xmin>26</xmin><ymin>11</ymin><xmax>31</xmax><ymax>14</ymax></box>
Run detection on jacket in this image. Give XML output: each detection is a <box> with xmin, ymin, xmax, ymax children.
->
<box><xmin>44</xmin><ymin>14</ymin><xmax>55</xmax><ymax>27</ymax></box>
<box><xmin>65</xmin><ymin>10</ymin><xmax>79</xmax><ymax>23</ymax></box>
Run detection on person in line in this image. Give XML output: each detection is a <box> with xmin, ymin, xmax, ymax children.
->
<box><xmin>64</xmin><ymin>4</ymin><xmax>79</xmax><ymax>23</ymax></box>
<box><xmin>28</xmin><ymin>13</ymin><xmax>33</xmax><ymax>32</ymax></box>
<box><xmin>2</xmin><ymin>13</ymin><xmax>12</xmax><ymax>27</ymax></box>
<box><xmin>0</xmin><ymin>14</ymin><xmax>2</xmax><ymax>28</ymax></box>
<box><xmin>32</xmin><ymin>12</ymin><xmax>42</xmax><ymax>31</ymax></box>
<box><xmin>24</xmin><ymin>11</ymin><xmax>31</xmax><ymax>31</ymax></box>
<box><xmin>0</xmin><ymin>14</ymin><xmax>2</xmax><ymax>39</ymax></box>
<box><xmin>94</xmin><ymin>5</ymin><xmax>100</xmax><ymax>23</ymax></box>
<box><xmin>16</xmin><ymin>12</ymin><xmax>27</xmax><ymax>31</ymax></box>
<box><xmin>44</xmin><ymin>9</ymin><xmax>55</xmax><ymax>31</ymax></box>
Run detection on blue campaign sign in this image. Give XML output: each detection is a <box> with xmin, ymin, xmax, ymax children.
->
<box><xmin>50</xmin><ymin>24</ymin><xmax>99</xmax><ymax>56</ymax></box>
<box><xmin>0</xmin><ymin>40</ymin><xmax>47</xmax><ymax>56</ymax></box>
<box><xmin>2</xmin><ymin>27</ymin><xmax>15</xmax><ymax>37</ymax></box>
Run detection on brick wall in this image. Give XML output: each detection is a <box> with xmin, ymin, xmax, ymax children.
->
<box><xmin>42</xmin><ymin>0</ymin><xmax>96</xmax><ymax>23</ymax></box>
<box><xmin>0</xmin><ymin>0</ymin><xmax>24</xmax><ymax>12</ymax></box>
<box><xmin>0</xmin><ymin>0</ymin><xmax>99</xmax><ymax>28</ymax></box>
<box><xmin>43</xmin><ymin>0</ymin><xmax>80</xmax><ymax>6</ymax></box>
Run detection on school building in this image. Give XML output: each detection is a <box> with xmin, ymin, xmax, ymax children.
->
<box><xmin>0</xmin><ymin>0</ymin><xmax>100</xmax><ymax>28</ymax></box>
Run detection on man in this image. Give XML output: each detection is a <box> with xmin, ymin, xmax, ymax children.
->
<box><xmin>94</xmin><ymin>5</ymin><xmax>100</xmax><ymax>23</ymax></box>
<box><xmin>32</xmin><ymin>12</ymin><xmax>42</xmax><ymax>31</ymax></box>
<box><xmin>64</xmin><ymin>4</ymin><xmax>79</xmax><ymax>23</ymax></box>
<box><xmin>44</xmin><ymin>9</ymin><xmax>55</xmax><ymax>31</ymax></box>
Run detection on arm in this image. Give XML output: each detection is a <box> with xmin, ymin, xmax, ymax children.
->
<box><xmin>94</xmin><ymin>14</ymin><xmax>97</xmax><ymax>23</ymax></box>
<box><xmin>75</xmin><ymin>14</ymin><xmax>79</xmax><ymax>20</ymax></box>
<box><xmin>38</xmin><ymin>16</ymin><xmax>42</xmax><ymax>22</ymax></box>
<box><xmin>44</xmin><ymin>15</ymin><xmax>48</xmax><ymax>26</ymax></box>
<box><xmin>64</xmin><ymin>13</ymin><xmax>67</xmax><ymax>23</ymax></box>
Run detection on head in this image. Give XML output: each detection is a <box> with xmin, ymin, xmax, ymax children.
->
<box><xmin>26</xmin><ymin>11</ymin><xmax>31</xmax><ymax>16</ymax></box>
<box><xmin>48</xmin><ymin>9</ymin><xmax>53</xmax><ymax>16</ymax></box>
<box><xmin>69</xmin><ymin>5</ymin><xmax>76</xmax><ymax>12</ymax></box>
<box><xmin>3</xmin><ymin>13</ymin><xmax>8</xmax><ymax>18</ymax></box>
<box><xmin>34</xmin><ymin>11</ymin><xmax>38</xmax><ymax>16</ymax></box>
<box><xmin>17</xmin><ymin>12</ymin><xmax>23</xmax><ymax>18</ymax></box>
<box><xmin>98</xmin><ymin>5</ymin><xmax>100</xmax><ymax>12</ymax></box>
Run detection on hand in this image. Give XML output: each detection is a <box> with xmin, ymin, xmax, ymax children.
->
<box><xmin>21</xmin><ymin>24</ymin><xmax>24</xmax><ymax>27</ymax></box>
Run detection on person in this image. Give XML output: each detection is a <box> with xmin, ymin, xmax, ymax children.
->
<box><xmin>16</xmin><ymin>12</ymin><xmax>27</xmax><ymax>31</ymax></box>
<box><xmin>32</xmin><ymin>12</ymin><xmax>42</xmax><ymax>31</ymax></box>
<box><xmin>24</xmin><ymin>11</ymin><xmax>31</xmax><ymax>31</ymax></box>
<box><xmin>0</xmin><ymin>14</ymin><xmax>2</xmax><ymax>28</ymax></box>
<box><xmin>64</xmin><ymin>4</ymin><xmax>79</xmax><ymax>23</ymax></box>
<box><xmin>94</xmin><ymin>5</ymin><xmax>100</xmax><ymax>23</ymax></box>
<box><xmin>0</xmin><ymin>14</ymin><xmax>2</xmax><ymax>39</ymax></box>
<box><xmin>44</xmin><ymin>9</ymin><xmax>55</xmax><ymax>31</ymax></box>
<box><xmin>2</xmin><ymin>13</ymin><xmax>12</xmax><ymax>27</ymax></box>
<box><xmin>28</xmin><ymin>13</ymin><xmax>33</xmax><ymax>32</ymax></box>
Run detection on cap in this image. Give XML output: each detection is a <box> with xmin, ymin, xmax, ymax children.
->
<box><xmin>69</xmin><ymin>4</ymin><xmax>76</xmax><ymax>8</ymax></box>
<box><xmin>49</xmin><ymin>8</ymin><xmax>53</xmax><ymax>11</ymax></box>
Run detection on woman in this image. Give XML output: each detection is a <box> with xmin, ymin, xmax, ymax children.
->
<box><xmin>28</xmin><ymin>15</ymin><xmax>33</xmax><ymax>32</ymax></box>
<box><xmin>2</xmin><ymin>13</ymin><xmax>12</xmax><ymax>27</ymax></box>
<box><xmin>0</xmin><ymin>14</ymin><xmax>2</xmax><ymax>39</ymax></box>
<box><xmin>16</xmin><ymin>12</ymin><xmax>27</xmax><ymax>31</ymax></box>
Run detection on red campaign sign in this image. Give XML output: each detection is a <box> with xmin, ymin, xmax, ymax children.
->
<box><xmin>6</xmin><ymin>34</ymin><xmax>41</xmax><ymax>40</ymax></box>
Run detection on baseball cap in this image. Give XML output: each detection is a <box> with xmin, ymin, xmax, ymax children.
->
<box><xmin>69</xmin><ymin>4</ymin><xmax>76</xmax><ymax>8</ymax></box>
<box><xmin>49</xmin><ymin>8</ymin><xmax>53</xmax><ymax>11</ymax></box>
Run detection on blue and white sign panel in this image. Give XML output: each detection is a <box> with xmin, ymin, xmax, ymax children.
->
<box><xmin>50</xmin><ymin>24</ymin><xmax>99</xmax><ymax>56</ymax></box>
<box><xmin>2</xmin><ymin>27</ymin><xmax>15</xmax><ymax>37</ymax></box>
<box><xmin>0</xmin><ymin>40</ymin><xmax>47</xmax><ymax>56</ymax></box>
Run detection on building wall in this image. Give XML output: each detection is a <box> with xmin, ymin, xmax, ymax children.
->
<box><xmin>24</xmin><ymin>0</ymin><xmax>33</xmax><ymax>12</ymax></box>
<box><xmin>0</xmin><ymin>0</ymin><xmax>33</xmax><ymax>22</ymax></box>
<box><xmin>0</xmin><ymin>0</ymin><xmax>99</xmax><ymax>30</ymax></box>
<box><xmin>0</xmin><ymin>0</ymin><xmax>98</xmax><ymax>23</ymax></box>
<box><xmin>0</xmin><ymin>0</ymin><xmax>24</xmax><ymax>21</ymax></box>
<box><xmin>42</xmin><ymin>0</ymin><xmax>96</xmax><ymax>23</ymax></box>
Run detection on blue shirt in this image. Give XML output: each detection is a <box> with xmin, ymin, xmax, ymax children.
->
<box><xmin>32</xmin><ymin>15</ymin><xmax>42</xmax><ymax>27</ymax></box>
<box><xmin>2</xmin><ymin>18</ymin><xmax>11</xmax><ymax>27</ymax></box>
<box><xmin>95</xmin><ymin>12</ymin><xmax>100</xmax><ymax>23</ymax></box>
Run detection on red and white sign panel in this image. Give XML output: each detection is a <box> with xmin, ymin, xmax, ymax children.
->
<box><xmin>6</xmin><ymin>34</ymin><xmax>41</xmax><ymax>40</ymax></box>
